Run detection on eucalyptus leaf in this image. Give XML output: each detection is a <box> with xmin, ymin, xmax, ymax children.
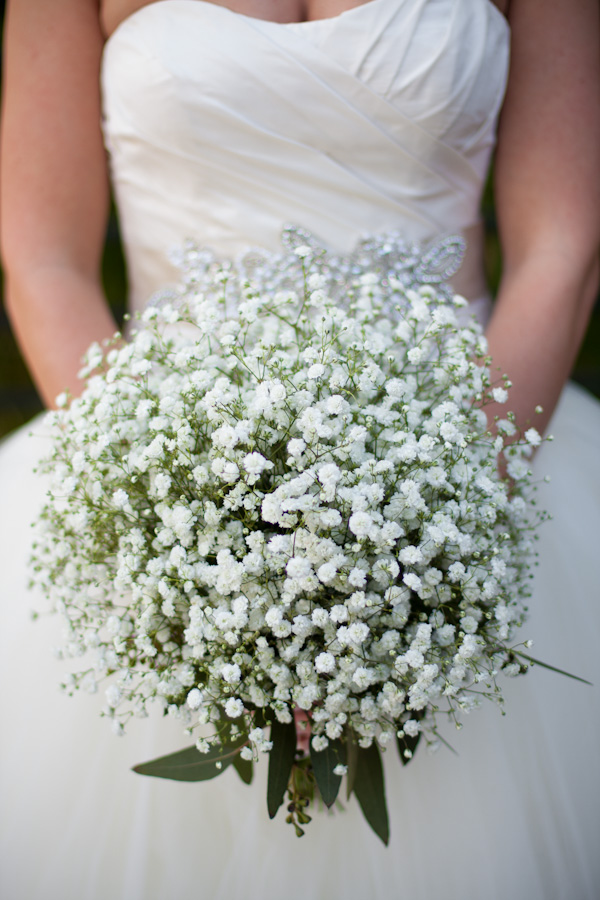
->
<box><xmin>513</xmin><ymin>651</ymin><xmax>593</xmax><ymax>685</ymax></box>
<box><xmin>310</xmin><ymin>739</ymin><xmax>345</xmax><ymax>807</ymax></box>
<box><xmin>346</xmin><ymin>733</ymin><xmax>358</xmax><ymax>800</ymax></box>
<box><xmin>133</xmin><ymin>733</ymin><xmax>248</xmax><ymax>782</ymax></box>
<box><xmin>353</xmin><ymin>743</ymin><xmax>390</xmax><ymax>845</ymax></box>
<box><xmin>253</xmin><ymin>708</ymin><xmax>268</xmax><ymax>729</ymax></box>
<box><xmin>232</xmin><ymin>752</ymin><xmax>254</xmax><ymax>785</ymax></box>
<box><xmin>397</xmin><ymin>730</ymin><xmax>421</xmax><ymax>766</ymax></box>
<box><xmin>267</xmin><ymin>719</ymin><xmax>296</xmax><ymax>818</ymax></box>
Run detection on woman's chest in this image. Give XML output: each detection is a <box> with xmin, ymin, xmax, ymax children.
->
<box><xmin>101</xmin><ymin>0</ymin><xmax>508</xmax><ymax>39</ymax></box>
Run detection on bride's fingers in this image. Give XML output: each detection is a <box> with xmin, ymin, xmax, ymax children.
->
<box><xmin>293</xmin><ymin>707</ymin><xmax>311</xmax><ymax>753</ymax></box>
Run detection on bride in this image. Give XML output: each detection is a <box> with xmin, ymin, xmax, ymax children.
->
<box><xmin>1</xmin><ymin>1</ymin><xmax>599</xmax><ymax>897</ymax></box>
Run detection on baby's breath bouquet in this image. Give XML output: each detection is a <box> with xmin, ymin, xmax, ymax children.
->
<box><xmin>31</xmin><ymin>227</ymin><xmax>545</xmax><ymax>843</ymax></box>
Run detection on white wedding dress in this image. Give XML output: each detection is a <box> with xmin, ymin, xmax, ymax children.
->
<box><xmin>1</xmin><ymin>1</ymin><xmax>599</xmax><ymax>898</ymax></box>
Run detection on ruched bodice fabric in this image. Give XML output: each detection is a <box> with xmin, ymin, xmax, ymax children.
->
<box><xmin>102</xmin><ymin>0</ymin><xmax>509</xmax><ymax>310</ymax></box>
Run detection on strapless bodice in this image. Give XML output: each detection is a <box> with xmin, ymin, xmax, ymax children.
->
<box><xmin>101</xmin><ymin>0</ymin><xmax>509</xmax><ymax>312</ymax></box>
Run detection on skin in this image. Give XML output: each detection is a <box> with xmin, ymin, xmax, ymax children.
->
<box><xmin>100</xmin><ymin>0</ymin><xmax>510</xmax><ymax>35</ymax></box>
<box><xmin>1</xmin><ymin>0</ymin><xmax>599</xmax><ymax>750</ymax></box>
<box><xmin>485</xmin><ymin>0</ymin><xmax>600</xmax><ymax>435</ymax></box>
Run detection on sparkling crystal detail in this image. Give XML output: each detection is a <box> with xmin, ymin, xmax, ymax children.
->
<box><xmin>159</xmin><ymin>225</ymin><xmax>467</xmax><ymax>319</ymax></box>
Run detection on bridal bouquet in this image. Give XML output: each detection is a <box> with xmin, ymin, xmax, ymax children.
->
<box><xmin>31</xmin><ymin>227</ymin><xmax>544</xmax><ymax>843</ymax></box>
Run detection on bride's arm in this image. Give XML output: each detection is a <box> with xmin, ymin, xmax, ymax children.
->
<box><xmin>0</xmin><ymin>0</ymin><xmax>118</xmax><ymax>409</ymax></box>
<box><xmin>485</xmin><ymin>0</ymin><xmax>600</xmax><ymax>435</ymax></box>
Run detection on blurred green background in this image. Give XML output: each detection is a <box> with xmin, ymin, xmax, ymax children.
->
<box><xmin>0</xmin><ymin>1</ymin><xmax>598</xmax><ymax>437</ymax></box>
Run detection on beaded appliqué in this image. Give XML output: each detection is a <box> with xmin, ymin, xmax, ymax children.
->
<box><xmin>155</xmin><ymin>224</ymin><xmax>466</xmax><ymax>317</ymax></box>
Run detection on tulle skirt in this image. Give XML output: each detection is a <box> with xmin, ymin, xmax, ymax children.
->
<box><xmin>1</xmin><ymin>382</ymin><xmax>599</xmax><ymax>900</ymax></box>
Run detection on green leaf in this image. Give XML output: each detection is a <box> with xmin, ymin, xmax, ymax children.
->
<box><xmin>396</xmin><ymin>730</ymin><xmax>421</xmax><ymax>766</ymax></box>
<box><xmin>310</xmin><ymin>739</ymin><xmax>344</xmax><ymax>808</ymax></box>
<box><xmin>267</xmin><ymin>719</ymin><xmax>297</xmax><ymax>818</ymax></box>
<box><xmin>513</xmin><ymin>651</ymin><xmax>593</xmax><ymax>685</ymax></box>
<box><xmin>133</xmin><ymin>734</ymin><xmax>248</xmax><ymax>782</ymax></box>
<box><xmin>346</xmin><ymin>732</ymin><xmax>358</xmax><ymax>800</ymax></box>
<box><xmin>232</xmin><ymin>751</ymin><xmax>254</xmax><ymax>785</ymax></box>
<box><xmin>353</xmin><ymin>743</ymin><xmax>390</xmax><ymax>846</ymax></box>
<box><xmin>252</xmin><ymin>708</ymin><xmax>268</xmax><ymax>729</ymax></box>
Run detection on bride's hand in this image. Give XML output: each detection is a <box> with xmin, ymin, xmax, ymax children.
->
<box><xmin>294</xmin><ymin>707</ymin><xmax>311</xmax><ymax>754</ymax></box>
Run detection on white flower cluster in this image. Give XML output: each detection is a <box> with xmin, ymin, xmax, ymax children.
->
<box><xmin>32</xmin><ymin>227</ymin><xmax>543</xmax><ymax>757</ymax></box>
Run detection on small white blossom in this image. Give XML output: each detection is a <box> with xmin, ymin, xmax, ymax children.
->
<box><xmin>243</xmin><ymin>452</ymin><xmax>270</xmax><ymax>478</ymax></box>
<box><xmin>491</xmin><ymin>387</ymin><xmax>508</xmax><ymax>404</ymax></box>
<box><xmin>286</xmin><ymin>557</ymin><xmax>312</xmax><ymax>579</ymax></box>
<box><xmin>352</xmin><ymin>667</ymin><xmax>373</xmax><ymax>690</ymax></box>
<box><xmin>311</xmin><ymin>607</ymin><xmax>329</xmax><ymax>628</ymax></box>
<box><xmin>287</xmin><ymin>438</ymin><xmax>306</xmax><ymax>457</ymax></box>
<box><xmin>221</xmin><ymin>663</ymin><xmax>242</xmax><ymax>685</ymax></box>
<box><xmin>187</xmin><ymin>688</ymin><xmax>203</xmax><ymax>710</ymax></box>
<box><xmin>524</xmin><ymin>427</ymin><xmax>542</xmax><ymax>448</ymax></box>
<box><xmin>224</xmin><ymin>698</ymin><xmax>244</xmax><ymax>718</ymax></box>
<box><xmin>348</xmin><ymin>512</ymin><xmax>373</xmax><ymax>539</ymax></box>
<box><xmin>315</xmin><ymin>652</ymin><xmax>336</xmax><ymax>674</ymax></box>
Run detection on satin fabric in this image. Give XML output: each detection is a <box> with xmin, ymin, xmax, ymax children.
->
<box><xmin>1</xmin><ymin>2</ymin><xmax>599</xmax><ymax>898</ymax></box>
<box><xmin>102</xmin><ymin>0</ymin><xmax>507</xmax><ymax>310</ymax></box>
